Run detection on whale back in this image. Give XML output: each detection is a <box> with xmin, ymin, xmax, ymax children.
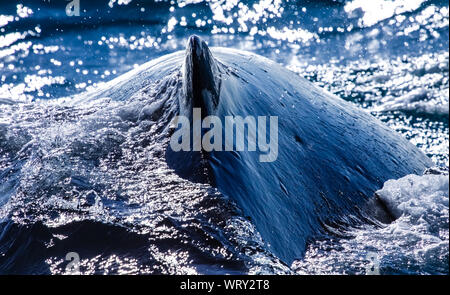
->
<box><xmin>70</xmin><ymin>44</ymin><xmax>432</xmax><ymax>263</ymax></box>
<box><xmin>191</xmin><ymin>48</ymin><xmax>432</xmax><ymax>262</ymax></box>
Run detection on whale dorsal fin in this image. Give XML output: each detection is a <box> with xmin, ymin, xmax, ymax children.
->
<box><xmin>182</xmin><ymin>35</ymin><xmax>220</xmax><ymax>117</ymax></box>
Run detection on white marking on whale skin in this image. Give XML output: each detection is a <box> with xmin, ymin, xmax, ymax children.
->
<box><xmin>66</xmin><ymin>37</ymin><xmax>433</xmax><ymax>264</ymax></box>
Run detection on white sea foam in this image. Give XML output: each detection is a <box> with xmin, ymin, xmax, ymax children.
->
<box><xmin>376</xmin><ymin>171</ymin><xmax>449</xmax><ymax>223</ymax></box>
<box><xmin>344</xmin><ymin>0</ymin><xmax>427</xmax><ymax>27</ymax></box>
<box><xmin>293</xmin><ymin>169</ymin><xmax>449</xmax><ymax>274</ymax></box>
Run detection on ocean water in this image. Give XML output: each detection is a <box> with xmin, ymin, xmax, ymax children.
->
<box><xmin>0</xmin><ymin>0</ymin><xmax>448</xmax><ymax>274</ymax></box>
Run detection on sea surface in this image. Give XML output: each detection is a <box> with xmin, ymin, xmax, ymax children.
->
<box><xmin>0</xmin><ymin>0</ymin><xmax>448</xmax><ymax>274</ymax></box>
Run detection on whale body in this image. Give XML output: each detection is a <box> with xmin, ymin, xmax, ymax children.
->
<box><xmin>73</xmin><ymin>36</ymin><xmax>432</xmax><ymax>263</ymax></box>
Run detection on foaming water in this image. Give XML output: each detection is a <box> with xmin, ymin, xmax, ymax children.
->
<box><xmin>0</xmin><ymin>0</ymin><xmax>448</xmax><ymax>274</ymax></box>
<box><xmin>293</xmin><ymin>168</ymin><xmax>449</xmax><ymax>275</ymax></box>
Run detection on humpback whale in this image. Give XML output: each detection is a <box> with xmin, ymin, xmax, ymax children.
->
<box><xmin>74</xmin><ymin>35</ymin><xmax>432</xmax><ymax>264</ymax></box>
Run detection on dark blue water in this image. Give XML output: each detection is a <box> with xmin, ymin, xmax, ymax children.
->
<box><xmin>0</xmin><ymin>0</ymin><xmax>448</xmax><ymax>274</ymax></box>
